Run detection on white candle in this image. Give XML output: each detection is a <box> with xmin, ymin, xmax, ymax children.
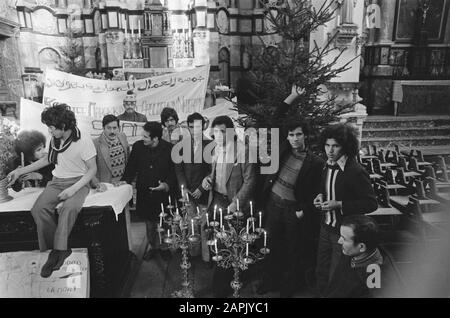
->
<box><xmin>252</xmin><ymin>219</ymin><xmax>255</xmax><ymax>232</ymax></box>
<box><xmin>168</xmin><ymin>195</ymin><xmax>172</xmax><ymax>206</ymax></box>
<box><xmin>206</xmin><ymin>213</ymin><xmax>209</xmax><ymax>225</ymax></box>
<box><xmin>246</xmin><ymin>243</ymin><xmax>249</xmax><ymax>257</ymax></box>
<box><xmin>246</xmin><ymin>218</ymin><xmax>249</xmax><ymax>234</ymax></box>
<box><xmin>214</xmin><ymin>239</ymin><xmax>218</xmax><ymax>254</ymax></box>
<box><xmin>176</xmin><ymin>208</ymin><xmax>180</xmax><ymax>215</ymax></box>
<box><xmin>250</xmin><ymin>201</ymin><xmax>253</xmax><ymax>217</ymax></box>
<box><xmin>191</xmin><ymin>219</ymin><xmax>195</xmax><ymax>234</ymax></box>
<box><xmin>185</xmin><ymin>191</ymin><xmax>189</xmax><ymax>202</ymax></box>
<box><xmin>219</xmin><ymin>209</ymin><xmax>223</xmax><ymax>228</ymax></box>
<box><xmin>236</xmin><ymin>199</ymin><xmax>239</xmax><ymax>211</ymax></box>
<box><xmin>167</xmin><ymin>228</ymin><xmax>170</xmax><ymax>237</ymax></box>
<box><xmin>213</xmin><ymin>205</ymin><xmax>217</xmax><ymax>220</ymax></box>
<box><xmin>161</xmin><ymin>203</ymin><xmax>164</xmax><ymax>214</ymax></box>
<box><xmin>159</xmin><ymin>214</ymin><xmax>163</xmax><ymax>227</ymax></box>
<box><xmin>259</xmin><ymin>211</ymin><xmax>262</xmax><ymax>228</ymax></box>
<box><xmin>181</xmin><ymin>185</ymin><xmax>184</xmax><ymax>198</ymax></box>
<box><xmin>197</xmin><ymin>206</ymin><xmax>200</xmax><ymax>217</ymax></box>
<box><xmin>227</xmin><ymin>206</ymin><xmax>231</xmax><ymax>214</ymax></box>
<box><xmin>138</xmin><ymin>20</ymin><xmax>141</xmax><ymax>38</ymax></box>
<box><xmin>264</xmin><ymin>231</ymin><xmax>267</xmax><ymax>247</ymax></box>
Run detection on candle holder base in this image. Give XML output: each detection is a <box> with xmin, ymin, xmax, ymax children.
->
<box><xmin>188</xmin><ymin>234</ymin><xmax>201</xmax><ymax>243</ymax></box>
<box><xmin>209</xmin><ymin>221</ymin><xmax>220</xmax><ymax>227</ymax></box>
<box><xmin>224</xmin><ymin>214</ymin><xmax>234</xmax><ymax>221</ymax></box>
<box><xmin>260</xmin><ymin>247</ymin><xmax>270</xmax><ymax>255</ymax></box>
<box><xmin>233</xmin><ymin>211</ymin><xmax>244</xmax><ymax>218</ymax></box>
<box><xmin>212</xmin><ymin>255</ymin><xmax>223</xmax><ymax>262</ymax></box>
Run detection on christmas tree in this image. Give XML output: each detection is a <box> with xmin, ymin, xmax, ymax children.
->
<box><xmin>235</xmin><ymin>0</ymin><xmax>356</xmax><ymax>139</ymax></box>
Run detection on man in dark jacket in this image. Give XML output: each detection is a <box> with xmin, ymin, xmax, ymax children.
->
<box><xmin>257</xmin><ymin>119</ymin><xmax>324</xmax><ymax>298</ymax></box>
<box><xmin>122</xmin><ymin>121</ymin><xmax>176</xmax><ymax>261</ymax></box>
<box><xmin>174</xmin><ymin>112</ymin><xmax>212</xmax><ymax>263</ymax></box>
<box><xmin>313</xmin><ymin>123</ymin><xmax>378</xmax><ymax>296</ymax></box>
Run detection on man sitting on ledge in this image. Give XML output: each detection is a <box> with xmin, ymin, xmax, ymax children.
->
<box><xmin>7</xmin><ymin>104</ymin><xmax>97</xmax><ymax>278</ymax></box>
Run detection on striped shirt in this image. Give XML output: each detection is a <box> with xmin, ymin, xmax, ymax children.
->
<box><xmin>271</xmin><ymin>150</ymin><xmax>306</xmax><ymax>202</ymax></box>
<box><xmin>324</xmin><ymin>155</ymin><xmax>347</xmax><ymax>228</ymax></box>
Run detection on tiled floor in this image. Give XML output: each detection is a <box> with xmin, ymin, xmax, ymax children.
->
<box><xmin>126</xmin><ymin>218</ymin><xmax>313</xmax><ymax>298</ymax></box>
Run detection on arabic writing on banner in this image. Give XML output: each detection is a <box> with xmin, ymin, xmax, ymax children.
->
<box><xmin>42</xmin><ymin>66</ymin><xmax>209</xmax><ymax>121</ymax></box>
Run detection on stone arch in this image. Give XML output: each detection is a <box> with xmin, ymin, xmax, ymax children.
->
<box><xmin>38</xmin><ymin>47</ymin><xmax>61</xmax><ymax>72</ymax></box>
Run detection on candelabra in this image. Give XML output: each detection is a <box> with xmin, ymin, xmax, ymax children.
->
<box><xmin>157</xmin><ymin>193</ymin><xmax>201</xmax><ymax>298</ymax></box>
<box><xmin>206</xmin><ymin>202</ymin><xmax>269</xmax><ymax>298</ymax></box>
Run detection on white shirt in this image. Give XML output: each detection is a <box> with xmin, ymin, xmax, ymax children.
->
<box><xmin>52</xmin><ymin>135</ymin><xmax>97</xmax><ymax>179</ymax></box>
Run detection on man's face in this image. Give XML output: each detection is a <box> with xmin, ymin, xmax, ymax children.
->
<box><xmin>165</xmin><ymin>117</ymin><xmax>177</xmax><ymax>131</ymax></box>
<box><xmin>104</xmin><ymin>121</ymin><xmax>119</xmax><ymax>140</ymax></box>
<box><xmin>338</xmin><ymin>225</ymin><xmax>364</xmax><ymax>257</ymax></box>
<box><xmin>33</xmin><ymin>143</ymin><xmax>46</xmax><ymax>161</ymax></box>
<box><xmin>47</xmin><ymin>125</ymin><xmax>64</xmax><ymax>139</ymax></box>
<box><xmin>287</xmin><ymin>127</ymin><xmax>305</xmax><ymax>150</ymax></box>
<box><xmin>142</xmin><ymin>130</ymin><xmax>157</xmax><ymax>147</ymax></box>
<box><xmin>325</xmin><ymin>138</ymin><xmax>344</xmax><ymax>163</ymax></box>
<box><xmin>188</xmin><ymin>120</ymin><xmax>204</xmax><ymax>140</ymax></box>
<box><xmin>123</xmin><ymin>100</ymin><xmax>136</xmax><ymax>112</ymax></box>
<box><xmin>213</xmin><ymin>124</ymin><xmax>228</xmax><ymax>146</ymax></box>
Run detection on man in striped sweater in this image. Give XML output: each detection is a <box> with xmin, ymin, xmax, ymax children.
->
<box><xmin>313</xmin><ymin>123</ymin><xmax>377</xmax><ymax>296</ymax></box>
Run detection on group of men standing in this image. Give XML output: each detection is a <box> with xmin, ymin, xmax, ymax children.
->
<box><xmin>7</xmin><ymin>87</ymin><xmax>383</xmax><ymax>298</ymax></box>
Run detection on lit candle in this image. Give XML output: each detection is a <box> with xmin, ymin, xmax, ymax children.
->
<box><xmin>159</xmin><ymin>214</ymin><xmax>163</xmax><ymax>227</ymax></box>
<box><xmin>250</xmin><ymin>201</ymin><xmax>253</xmax><ymax>217</ymax></box>
<box><xmin>214</xmin><ymin>239</ymin><xmax>218</xmax><ymax>254</ymax></box>
<box><xmin>206</xmin><ymin>212</ymin><xmax>209</xmax><ymax>225</ymax></box>
<box><xmin>259</xmin><ymin>211</ymin><xmax>262</xmax><ymax>228</ymax></box>
<box><xmin>191</xmin><ymin>219</ymin><xmax>195</xmax><ymax>235</ymax></box>
<box><xmin>227</xmin><ymin>206</ymin><xmax>231</xmax><ymax>215</ymax></box>
<box><xmin>161</xmin><ymin>203</ymin><xmax>164</xmax><ymax>214</ymax></box>
<box><xmin>167</xmin><ymin>228</ymin><xmax>170</xmax><ymax>237</ymax></box>
<box><xmin>181</xmin><ymin>184</ymin><xmax>184</xmax><ymax>198</ymax></box>
<box><xmin>219</xmin><ymin>208</ymin><xmax>223</xmax><ymax>228</ymax></box>
<box><xmin>176</xmin><ymin>208</ymin><xmax>180</xmax><ymax>215</ymax></box>
<box><xmin>264</xmin><ymin>230</ymin><xmax>267</xmax><ymax>247</ymax></box>
<box><xmin>246</xmin><ymin>218</ymin><xmax>249</xmax><ymax>234</ymax></box>
<box><xmin>138</xmin><ymin>20</ymin><xmax>141</xmax><ymax>38</ymax></box>
<box><xmin>236</xmin><ymin>199</ymin><xmax>239</xmax><ymax>212</ymax></box>
<box><xmin>213</xmin><ymin>205</ymin><xmax>217</xmax><ymax>220</ymax></box>
<box><xmin>246</xmin><ymin>243</ymin><xmax>249</xmax><ymax>257</ymax></box>
<box><xmin>197</xmin><ymin>206</ymin><xmax>200</xmax><ymax>217</ymax></box>
<box><xmin>168</xmin><ymin>195</ymin><xmax>172</xmax><ymax>206</ymax></box>
<box><xmin>252</xmin><ymin>219</ymin><xmax>255</xmax><ymax>232</ymax></box>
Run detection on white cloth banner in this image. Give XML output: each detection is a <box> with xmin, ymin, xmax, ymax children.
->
<box><xmin>42</xmin><ymin>66</ymin><xmax>210</xmax><ymax>121</ymax></box>
<box><xmin>20</xmin><ymin>98</ymin><xmax>238</xmax><ymax>145</ymax></box>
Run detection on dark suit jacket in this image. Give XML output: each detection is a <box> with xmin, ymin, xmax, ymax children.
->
<box><xmin>206</xmin><ymin>140</ymin><xmax>257</xmax><ymax>211</ymax></box>
<box><xmin>320</xmin><ymin>157</ymin><xmax>378</xmax><ymax>233</ymax></box>
<box><xmin>122</xmin><ymin>139</ymin><xmax>176</xmax><ymax>221</ymax></box>
<box><xmin>174</xmin><ymin>139</ymin><xmax>212</xmax><ymax>205</ymax></box>
<box><xmin>93</xmin><ymin>132</ymin><xmax>129</xmax><ymax>183</ymax></box>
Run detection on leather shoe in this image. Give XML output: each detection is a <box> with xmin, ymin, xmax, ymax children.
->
<box><xmin>40</xmin><ymin>250</ymin><xmax>59</xmax><ymax>278</ymax></box>
<box><xmin>53</xmin><ymin>249</ymin><xmax>72</xmax><ymax>271</ymax></box>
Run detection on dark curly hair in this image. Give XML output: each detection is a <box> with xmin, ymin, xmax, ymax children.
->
<box><xmin>41</xmin><ymin>103</ymin><xmax>77</xmax><ymax>132</ymax></box>
<box><xmin>160</xmin><ymin>107</ymin><xmax>179</xmax><ymax>127</ymax></box>
<box><xmin>342</xmin><ymin>215</ymin><xmax>380</xmax><ymax>252</ymax></box>
<box><xmin>319</xmin><ymin>123</ymin><xmax>359</xmax><ymax>158</ymax></box>
<box><xmin>14</xmin><ymin>130</ymin><xmax>46</xmax><ymax>162</ymax></box>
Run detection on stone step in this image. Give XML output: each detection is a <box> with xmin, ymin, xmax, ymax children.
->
<box><xmin>361</xmin><ymin>135</ymin><xmax>450</xmax><ymax>149</ymax></box>
<box><xmin>362</xmin><ymin>126</ymin><xmax>450</xmax><ymax>139</ymax></box>
<box><xmin>363</xmin><ymin>115</ymin><xmax>450</xmax><ymax>129</ymax></box>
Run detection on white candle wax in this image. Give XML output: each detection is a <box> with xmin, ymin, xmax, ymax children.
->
<box><xmin>206</xmin><ymin>213</ymin><xmax>209</xmax><ymax>225</ymax></box>
<box><xmin>197</xmin><ymin>206</ymin><xmax>200</xmax><ymax>216</ymax></box>
<box><xmin>252</xmin><ymin>219</ymin><xmax>255</xmax><ymax>232</ymax></box>
<box><xmin>246</xmin><ymin>219</ymin><xmax>249</xmax><ymax>234</ymax></box>
<box><xmin>259</xmin><ymin>211</ymin><xmax>262</xmax><ymax>228</ymax></box>
<box><xmin>168</xmin><ymin>195</ymin><xmax>172</xmax><ymax>206</ymax></box>
<box><xmin>250</xmin><ymin>201</ymin><xmax>253</xmax><ymax>217</ymax></box>
<box><xmin>159</xmin><ymin>215</ymin><xmax>163</xmax><ymax>227</ymax></box>
<box><xmin>214</xmin><ymin>240</ymin><xmax>218</xmax><ymax>254</ymax></box>
<box><xmin>236</xmin><ymin>199</ymin><xmax>239</xmax><ymax>211</ymax></box>
<box><xmin>191</xmin><ymin>219</ymin><xmax>195</xmax><ymax>234</ymax></box>
<box><xmin>161</xmin><ymin>203</ymin><xmax>164</xmax><ymax>213</ymax></box>
<box><xmin>246</xmin><ymin>243</ymin><xmax>249</xmax><ymax>257</ymax></box>
<box><xmin>181</xmin><ymin>185</ymin><xmax>184</xmax><ymax>198</ymax></box>
<box><xmin>227</xmin><ymin>206</ymin><xmax>231</xmax><ymax>214</ymax></box>
<box><xmin>264</xmin><ymin>231</ymin><xmax>267</xmax><ymax>247</ymax></box>
<box><xmin>219</xmin><ymin>209</ymin><xmax>223</xmax><ymax>228</ymax></box>
<box><xmin>213</xmin><ymin>206</ymin><xmax>217</xmax><ymax>220</ymax></box>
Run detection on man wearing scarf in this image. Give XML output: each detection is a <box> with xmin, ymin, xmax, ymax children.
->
<box><xmin>91</xmin><ymin>115</ymin><xmax>129</xmax><ymax>189</ymax></box>
<box><xmin>7</xmin><ymin>104</ymin><xmax>97</xmax><ymax>278</ymax></box>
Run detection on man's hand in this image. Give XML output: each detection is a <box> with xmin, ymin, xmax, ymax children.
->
<box><xmin>20</xmin><ymin>172</ymin><xmax>43</xmax><ymax>181</ymax></box>
<box><xmin>202</xmin><ymin>176</ymin><xmax>212</xmax><ymax>191</ymax></box>
<box><xmin>295</xmin><ymin>210</ymin><xmax>304</xmax><ymax>219</ymax></box>
<box><xmin>291</xmin><ymin>84</ymin><xmax>305</xmax><ymax>97</ymax></box>
<box><xmin>191</xmin><ymin>188</ymin><xmax>202</xmax><ymax>200</ymax></box>
<box><xmin>95</xmin><ymin>183</ymin><xmax>108</xmax><ymax>192</ymax></box>
<box><xmin>313</xmin><ymin>194</ymin><xmax>324</xmax><ymax>209</ymax></box>
<box><xmin>6</xmin><ymin>168</ymin><xmax>23</xmax><ymax>187</ymax></box>
<box><xmin>58</xmin><ymin>187</ymin><xmax>77</xmax><ymax>201</ymax></box>
<box><xmin>113</xmin><ymin>181</ymin><xmax>127</xmax><ymax>187</ymax></box>
<box><xmin>149</xmin><ymin>180</ymin><xmax>169</xmax><ymax>192</ymax></box>
<box><xmin>321</xmin><ymin>200</ymin><xmax>342</xmax><ymax>211</ymax></box>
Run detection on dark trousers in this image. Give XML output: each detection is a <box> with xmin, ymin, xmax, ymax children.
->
<box><xmin>209</xmin><ymin>192</ymin><xmax>235</xmax><ymax>297</ymax></box>
<box><xmin>316</xmin><ymin>225</ymin><xmax>342</xmax><ymax>295</ymax></box>
<box><xmin>261</xmin><ymin>193</ymin><xmax>302</xmax><ymax>296</ymax></box>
